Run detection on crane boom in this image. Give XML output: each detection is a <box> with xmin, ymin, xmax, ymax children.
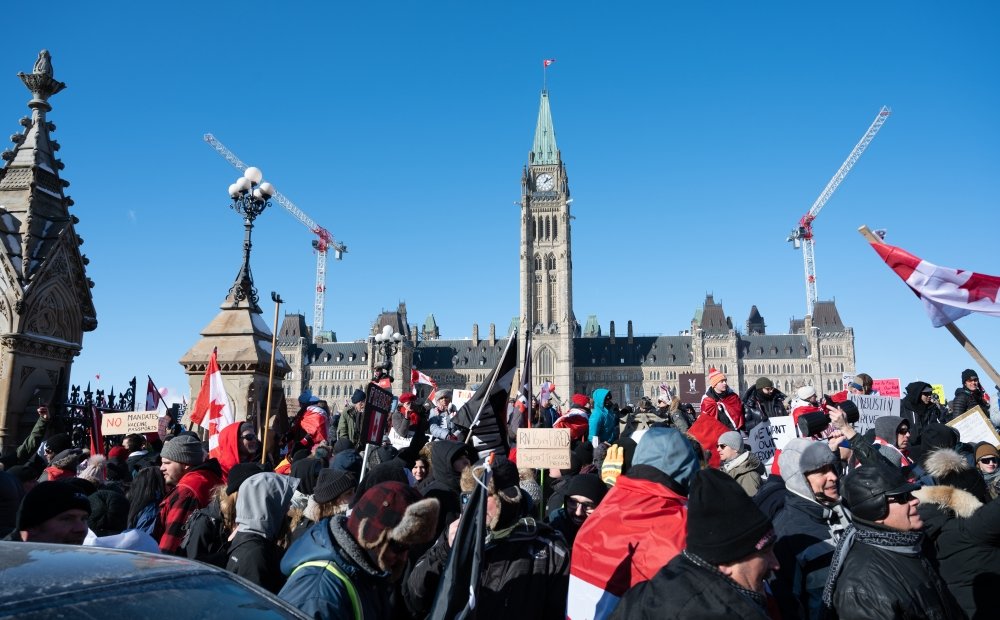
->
<box><xmin>788</xmin><ymin>106</ymin><xmax>890</xmax><ymax>316</ymax></box>
<box><xmin>203</xmin><ymin>133</ymin><xmax>347</xmax><ymax>339</ymax></box>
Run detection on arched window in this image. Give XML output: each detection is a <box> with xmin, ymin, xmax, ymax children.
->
<box><xmin>552</xmin><ymin>217</ymin><xmax>558</xmax><ymax>240</ymax></box>
<box><xmin>534</xmin><ymin>254</ymin><xmax>542</xmax><ymax>271</ymax></box>
<box><xmin>545</xmin><ymin>216</ymin><xmax>551</xmax><ymax>239</ymax></box>
<box><xmin>536</xmin><ymin>346</ymin><xmax>555</xmax><ymax>378</ymax></box>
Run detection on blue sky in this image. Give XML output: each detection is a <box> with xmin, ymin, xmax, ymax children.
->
<box><xmin>3</xmin><ymin>2</ymin><xmax>998</xmax><ymax>404</ymax></box>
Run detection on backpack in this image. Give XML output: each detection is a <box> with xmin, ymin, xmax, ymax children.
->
<box><xmin>179</xmin><ymin>506</ymin><xmax>228</xmax><ymax>567</ymax></box>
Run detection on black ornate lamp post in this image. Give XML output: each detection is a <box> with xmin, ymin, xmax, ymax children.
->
<box><xmin>226</xmin><ymin>166</ymin><xmax>275</xmax><ymax>313</ymax></box>
<box><xmin>373</xmin><ymin>324</ymin><xmax>403</xmax><ymax>380</ymax></box>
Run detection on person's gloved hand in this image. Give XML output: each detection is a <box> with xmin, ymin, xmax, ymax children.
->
<box><xmin>601</xmin><ymin>444</ymin><xmax>624</xmax><ymax>486</ymax></box>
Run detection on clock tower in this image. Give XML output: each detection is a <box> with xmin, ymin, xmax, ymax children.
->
<box><xmin>519</xmin><ymin>90</ymin><xmax>577</xmax><ymax>395</ymax></box>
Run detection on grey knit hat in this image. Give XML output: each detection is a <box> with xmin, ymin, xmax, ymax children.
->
<box><xmin>160</xmin><ymin>435</ymin><xmax>205</xmax><ymax>465</ymax></box>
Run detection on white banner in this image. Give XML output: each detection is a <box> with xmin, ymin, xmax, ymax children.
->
<box><xmin>848</xmin><ymin>394</ymin><xmax>900</xmax><ymax>436</ymax></box>
<box><xmin>749</xmin><ymin>415</ymin><xmax>795</xmax><ymax>469</ymax></box>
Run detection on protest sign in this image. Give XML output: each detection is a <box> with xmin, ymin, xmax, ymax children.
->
<box><xmin>678</xmin><ymin>373</ymin><xmax>705</xmax><ymax>405</ymax></box>
<box><xmin>452</xmin><ymin>389</ymin><xmax>475</xmax><ymax>411</ymax></box>
<box><xmin>101</xmin><ymin>410</ymin><xmax>160</xmax><ymax>435</ymax></box>
<box><xmin>750</xmin><ymin>416</ymin><xmax>795</xmax><ymax>468</ymax></box>
<box><xmin>361</xmin><ymin>383</ymin><xmax>393</xmax><ymax>445</ymax></box>
<box><xmin>516</xmin><ymin>428</ymin><xmax>571</xmax><ymax>469</ymax></box>
<box><xmin>947</xmin><ymin>406</ymin><xmax>1000</xmax><ymax>446</ymax></box>
<box><xmin>842</xmin><ymin>373</ymin><xmax>855</xmax><ymax>390</ymax></box>
<box><xmin>848</xmin><ymin>394</ymin><xmax>900</xmax><ymax>435</ymax></box>
<box><xmin>931</xmin><ymin>384</ymin><xmax>947</xmax><ymax>405</ymax></box>
<box><xmin>872</xmin><ymin>378</ymin><xmax>901</xmax><ymax>398</ymax></box>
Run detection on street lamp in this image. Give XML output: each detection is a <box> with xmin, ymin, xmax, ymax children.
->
<box><xmin>226</xmin><ymin>166</ymin><xmax>275</xmax><ymax>312</ymax></box>
<box><xmin>373</xmin><ymin>324</ymin><xmax>403</xmax><ymax>376</ymax></box>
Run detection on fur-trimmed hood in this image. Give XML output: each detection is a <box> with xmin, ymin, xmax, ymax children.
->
<box><xmin>914</xmin><ymin>485</ymin><xmax>982</xmax><ymax>519</ymax></box>
<box><xmin>923</xmin><ymin>448</ymin><xmax>968</xmax><ymax>480</ymax></box>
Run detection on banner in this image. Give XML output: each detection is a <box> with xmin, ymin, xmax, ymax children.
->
<box><xmin>749</xmin><ymin>415</ymin><xmax>795</xmax><ymax>468</ymax></box>
<box><xmin>931</xmin><ymin>384</ymin><xmax>947</xmax><ymax>405</ymax></box>
<box><xmin>361</xmin><ymin>382</ymin><xmax>393</xmax><ymax>445</ymax></box>
<box><xmin>848</xmin><ymin>394</ymin><xmax>900</xmax><ymax>435</ymax></box>
<box><xmin>515</xmin><ymin>428</ymin><xmax>571</xmax><ymax>469</ymax></box>
<box><xmin>871</xmin><ymin>378</ymin><xmax>901</xmax><ymax>398</ymax></box>
<box><xmin>102</xmin><ymin>410</ymin><xmax>160</xmax><ymax>435</ymax></box>
<box><xmin>947</xmin><ymin>406</ymin><xmax>1000</xmax><ymax>446</ymax></box>
<box><xmin>678</xmin><ymin>373</ymin><xmax>704</xmax><ymax>405</ymax></box>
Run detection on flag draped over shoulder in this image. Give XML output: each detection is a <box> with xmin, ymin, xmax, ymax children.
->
<box><xmin>454</xmin><ymin>334</ymin><xmax>517</xmax><ymax>456</ymax></box>
<box><xmin>871</xmin><ymin>240</ymin><xmax>1000</xmax><ymax>327</ymax></box>
<box><xmin>189</xmin><ymin>348</ymin><xmax>234</xmax><ymax>455</ymax></box>
<box><xmin>428</xmin><ymin>463</ymin><xmax>489</xmax><ymax>620</ymax></box>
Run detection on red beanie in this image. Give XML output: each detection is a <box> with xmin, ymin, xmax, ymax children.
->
<box><xmin>571</xmin><ymin>393</ymin><xmax>589</xmax><ymax>407</ymax></box>
<box><xmin>398</xmin><ymin>392</ymin><xmax>414</xmax><ymax>404</ymax></box>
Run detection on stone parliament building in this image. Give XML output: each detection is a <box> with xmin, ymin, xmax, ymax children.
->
<box><xmin>278</xmin><ymin>89</ymin><xmax>856</xmax><ymax>412</ymax></box>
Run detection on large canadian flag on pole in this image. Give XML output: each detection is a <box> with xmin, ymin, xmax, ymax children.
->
<box><xmin>872</xmin><ymin>241</ymin><xmax>1000</xmax><ymax>327</ymax></box>
<box><xmin>189</xmin><ymin>348</ymin><xmax>234</xmax><ymax>455</ymax></box>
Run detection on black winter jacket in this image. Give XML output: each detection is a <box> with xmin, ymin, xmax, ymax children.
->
<box><xmin>226</xmin><ymin>531</ymin><xmax>286</xmax><ymax>594</ymax></box>
<box><xmin>742</xmin><ymin>386</ymin><xmax>789</xmax><ymax>427</ymax></box>
<box><xmin>611</xmin><ymin>551</ymin><xmax>771</xmax><ymax>619</ymax></box>
<box><xmin>950</xmin><ymin>387</ymin><xmax>989</xmax><ymax>419</ymax></box>
<box><xmin>900</xmin><ymin>381</ymin><xmax>948</xmax><ymax>435</ymax></box>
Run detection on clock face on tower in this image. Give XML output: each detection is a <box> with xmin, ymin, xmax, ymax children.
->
<box><xmin>536</xmin><ymin>173</ymin><xmax>555</xmax><ymax>191</ymax></box>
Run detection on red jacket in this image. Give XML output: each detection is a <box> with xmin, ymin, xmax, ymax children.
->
<box><xmin>212</xmin><ymin>422</ymin><xmax>242</xmax><ymax>481</ymax></box>
<box><xmin>567</xmin><ymin>472</ymin><xmax>688</xmax><ymax>619</ymax></box>
<box><xmin>700</xmin><ymin>389</ymin><xmax>745</xmax><ymax>430</ymax></box>
<box><xmin>554</xmin><ymin>409</ymin><xmax>590</xmax><ymax>443</ymax></box>
<box><xmin>155</xmin><ymin>459</ymin><xmax>223</xmax><ymax>554</ymax></box>
<box><xmin>298</xmin><ymin>405</ymin><xmax>329</xmax><ymax>447</ymax></box>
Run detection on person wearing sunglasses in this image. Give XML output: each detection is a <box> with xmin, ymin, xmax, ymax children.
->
<box><xmin>825</xmin><ymin>464</ymin><xmax>962</xmax><ymax>619</ymax></box>
<box><xmin>951</xmin><ymin>369</ymin><xmax>990</xmax><ymax>418</ymax></box>
<box><xmin>975</xmin><ymin>442</ymin><xmax>1000</xmax><ymax>500</ymax></box>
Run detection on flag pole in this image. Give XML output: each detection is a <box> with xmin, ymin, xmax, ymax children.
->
<box><xmin>262</xmin><ymin>292</ymin><xmax>283</xmax><ymax>465</ymax></box>
<box><xmin>859</xmin><ymin>225</ymin><xmax>1000</xmax><ymax>387</ymax></box>
<box><xmin>464</xmin><ymin>329</ymin><xmax>517</xmax><ymax>445</ymax></box>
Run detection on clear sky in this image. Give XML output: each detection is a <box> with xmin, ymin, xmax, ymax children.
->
<box><xmin>3</xmin><ymin>2</ymin><xmax>998</xmax><ymax>405</ymax></box>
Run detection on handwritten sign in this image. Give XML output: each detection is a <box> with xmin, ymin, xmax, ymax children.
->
<box><xmin>101</xmin><ymin>410</ymin><xmax>160</xmax><ymax>435</ymax></box>
<box><xmin>848</xmin><ymin>394</ymin><xmax>900</xmax><ymax>436</ymax></box>
<box><xmin>947</xmin><ymin>406</ymin><xmax>1000</xmax><ymax>447</ymax></box>
<box><xmin>516</xmin><ymin>428</ymin><xmax>571</xmax><ymax>469</ymax></box>
<box><xmin>750</xmin><ymin>416</ymin><xmax>795</xmax><ymax>468</ymax></box>
<box><xmin>451</xmin><ymin>389</ymin><xmax>475</xmax><ymax>411</ymax></box>
<box><xmin>872</xmin><ymin>378</ymin><xmax>901</xmax><ymax>398</ymax></box>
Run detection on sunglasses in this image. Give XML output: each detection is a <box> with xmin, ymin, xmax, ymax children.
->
<box><xmin>979</xmin><ymin>457</ymin><xmax>998</xmax><ymax>465</ymax></box>
<box><xmin>565</xmin><ymin>497</ymin><xmax>597</xmax><ymax>515</ymax></box>
<box><xmin>886</xmin><ymin>492</ymin><xmax>915</xmax><ymax>504</ymax></box>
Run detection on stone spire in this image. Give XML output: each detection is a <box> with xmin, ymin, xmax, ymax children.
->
<box><xmin>531</xmin><ymin>91</ymin><xmax>559</xmax><ymax>165</ymax></box>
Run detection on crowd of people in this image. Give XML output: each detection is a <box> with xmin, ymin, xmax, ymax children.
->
<box><xmin>1</xmin><ymin>367</ymin><xmax>999</xmax><ymax>619</ymax></box>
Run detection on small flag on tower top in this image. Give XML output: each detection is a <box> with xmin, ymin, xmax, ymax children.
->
<box><xmin>543</xmin><ymin>59</ymin><xmax>556</xmax><ymax>67</ymax></box>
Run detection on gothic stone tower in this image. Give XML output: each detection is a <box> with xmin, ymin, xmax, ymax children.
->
<box><xmin>519</xmin><ymin>90</ymin><xmax>576</xmax><ymax>395</ymax></box>
<box><xmin>0</xmin><ymin>52</ymin><xmax>97</xmax><ymax>451</ymax></box>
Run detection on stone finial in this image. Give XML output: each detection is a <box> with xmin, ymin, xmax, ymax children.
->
<box><xmin>18</xmin><ymin>50</ymin><xmax>66</xmax><ymax>114</ymax></box>
<box><xmin>33</xmin><ymin>50</ymin><xmax>53</xmax><ymax>76</ymax></box>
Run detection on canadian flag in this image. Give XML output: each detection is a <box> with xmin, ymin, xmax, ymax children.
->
<box><xmin>411</xmin><ymin>368</ymin><xmax>438</xmax><ymax>403</ymax></box>
<box><xmin>542</xmin><ymin>58</ymin><xmax>556</xmax><ymax>67</ymax></box>
<box><xmin>872</xmin><ymin>241</ymin><xmax>1000</xmax><ymax>327</ymax></box>
<box><xmin>189</xmin><ymin>348</ymin><xmax>234</xmax><ymax>455</ymax></box>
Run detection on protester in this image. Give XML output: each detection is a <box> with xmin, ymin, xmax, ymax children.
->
<box><xmin>155</xmin><ymin>434</ymin><xmax>223</xmax><ymax>554</ymax></box>
<box><xmin>40</xmin><ymin>447</ymin><xmax>87</xmax><ymax>482</ymax></box>
<box><xmin>553</xmin><ymin>394</ymin><xmax>591</xmax><ymax>442</ymax></box>
<box><xmin>823</xmin><ymin>463</ymin><xmax>962</xmax><ymax>618</ymax></box>
<box><xmin>975</xmin><ymin>442</ymin><xmax>1000</xmax><ymax>499</ymax></box>
<box><xmin>772</xmin><ymin>439</ymin><xmax>850</xmax><ymax>619</ymax></box>
<box><xmin>226</xmin><ymin>472</ymin><xmax>299</xmax><ymax>593</ymax></box>
<box><xmin>700</xmin><ymin>368</ymin><xmax>745</xmax><ymax>431</ymax></box>
<box><xmin>5</xmin><ymin>480</ymin><xmax>90</xmax><ymax>544</ymax></box>
<box><xmin>611</xmin><ymin>469</ymin><xmax>778</xmax><ymax>619</ymax></box>
<box><xmin>419</xmin><ymin>440</ymin><xmax>476</xmax><ymax>538</ymax></box>
<box><xmin>336</xmin><ymin>389</ymin><xmax>366</xmax><ymax>449</ymax></box>
<box><xmin>0</xmin><ymin>405</ymin><xmax>50</xmax><ymax>471</ymax></box>
<box><xmin>568</xmin><ymin>427</ymin><xmax>700</xmax><ymax>619</ymax></box>
<box><xmin>790</xmin><ymin>385</ymin><xmax>824</xmax><ymax>429</ymax></box>
<box><xmin>87</xmin><ymin>489</ymin><xmax>129</xmax><ymax>537</ymax></box>
<box><xmin>900</xmin><ymin>381</ymin><xmax>948</xmax><ymax>436</ymax></box>
<box><xmin>182</xmin><ymin>462</ymin><xmax>263</xmax><ymax>567</ymax></box>
<box><xmin>951</xmin><ymin>369</ymin><xmax>991</xmax><ymax>418</ymax></box>
<box><xmin>411</xmin><ymin>455</ymin><xmax>430</xmax><ymax>486</ymax></box>
<box><xmin>429</xmin><ymin>389</ymin><xmax>464</xmax><ymax>441</ymax></box>
<box><xmin>546</xmin><ymin>472</ymin><xmax>607</xmax><ymax>545</ymax></box>
<box><xmin>742</xmin><ymin>376</ymin><xmax>788</xmax><ymax>428</ymax></box>
<box><xmin>126</xmin><ymin>466</ymin><xmax>165</xmax><ymax>536</ymax></box>
<box><xmin>872</xmin><ymin>416</ymin><xmax>913</xmax><ymax>467</ymax></box>
<box><xmin>717</xmin><ymin>431</ymin><xmax>763</xmax><ymax>496</ymax></box>
<box><xmin>389</xmin><ymin>392</ymin><xmax>420</xmax><ymax>449</ymax></box>
<box><xmin>215</xmin><ymin>421</ymin><xmax>260</xmax><ymax>480</ymax></box>
<box><xmin>279</xmin><ymin>481</ymin><xmax>439</xmax><ymax>619</ymax></box>
<box><xmin>847</xmin><ymin>373</ymin><xmax>875</xmax><ymax>395</ymax></box>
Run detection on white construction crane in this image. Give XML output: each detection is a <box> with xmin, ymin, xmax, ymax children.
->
<box><xmin>204</xmin><ymin>134</ymin><xmax>347</xmax><ymax>340</ymax></box>
<box><xmin>787</xmin><ymin>106</ymin><xmax>890</xmax><ymax>316</ymax></box>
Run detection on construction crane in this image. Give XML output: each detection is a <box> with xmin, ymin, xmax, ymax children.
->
<box><xmin>787</xmin><ymin>106</ymin><xmax>890</xmax><ymax>316</ymax></box>
<box><xmin>204</xmin><ymin>134</ymin><xmax>347</xmax><ymax>341</ymax></box>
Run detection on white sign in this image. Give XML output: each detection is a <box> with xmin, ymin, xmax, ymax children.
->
<box><xmin>101</xmin><ymin>410</ymin><xmax>160</xmax><ymax>435</ymax></box>
<box><xmin>848</xmin><ymin>394</ymin><xmax>900</xmax><ymax>436</ymax></box>
<box><xmin>452</xmin><ymin>389</ymin><xmax>475</xmax><ymax>411</ymax></box>
<box><xmin>947</xmin><ymin>406</ymin><xmax>1000</xmax><ymax>446</ymax></box>
<box><xmin>749</xmin><ymin>416</ymin><xmax>795</xmax><ymax>469</ymax></box>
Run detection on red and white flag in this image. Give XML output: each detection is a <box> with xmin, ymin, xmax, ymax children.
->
<box><xmin>411</xmin><ymin>368</ymin><xmax>438</xmax><ymax>403</ymax></box>
<box><xmin>189</xmin><ymin>348</ymin><xmax>234</xmax><ymax>455</ymax></box>
<box><xmin>146</xmin><ymin>376</ymin><xmax>164</xmax><ymax>412</ymax></box>
<box><xmin>542</xmin><ymin>58</ymin><xmax>556</xmax><ymax>67</ymax></box>
<box><xmin>872</xmin><ymin>241</ymin><xmax>1000</xmax><ymax>327</ymax></box>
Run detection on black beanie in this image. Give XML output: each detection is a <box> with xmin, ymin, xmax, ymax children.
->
<box><xmin>755</xmin><ymin>377</ymin><xmax>774</xmax><ymax>390</ymax></box>
<box><xmin>45</xmin><ymin>433</ymin><xmax>72</xmax><ymax>455</ymax></box>
<box><xmin>17</xmin><ymin>481</ymin><xmax>91</xmax><ymax>531</ymax></box>
<box><xmin>291</xmin><ymin>457</ymin><xmax>323</xmax><ymax>495</ymax></box>
<box><xmin>962</xmin><ymin>369</ymin><xmax>979</xmax><ymax>383</ymax></box>
<box><xmin>686</xmin><ymin>469</ymin><xmax>775</xmax><ymax>565</ymax></box>
<box><xmin>313</xmin><ymin>469</ymin><xmax>358</xmax><ymax>504</ymax></box>
<box><xmin>563</xmin><ymin>473</ymin><xmax>608</xmax><ymax>505</ymax></box>
<box><xmin>226</xmin><ymin>463</ymin><xmax>265</xmax><ymax>495</ymax></box>
<box><xmin>350</xmin><ymin>389</ymin><xmax>366</xmax><ymax>404</ymax></box>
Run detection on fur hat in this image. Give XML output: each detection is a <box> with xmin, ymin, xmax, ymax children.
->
<box><xmin>796</xmin><ymin>385</ymin><xmax>817</xmax><ymax>401</ymax></box>
<box><xmin>563</xmin><ymin>473</ymin><xmax>608</xmax><ymax>505</ymax></box>
<box><xmin>708</xmin><ymin>368</ymin><xmax>726</xmax><ymax>389</ymax></box>
<box><xmin>922</xmin><ymin>448</ymin><xmax>991</xmax><ymax>504</ymax></box>
<box><xmin>461</xmin><ymin>458</ymin><xmax>524</xmax><ymax>530</ymax></box>
<box><xmin>160</xmin><ymin>435</ymin><xmax>205</xmax><ymax>466</ymax></box>
<box><xmin>687</xmin><ymin>469</ymin><xmax>775</xmax><ymax>564</ymax></box>
<box><xmin>755</xmin><ymin>377</ymin><xmax>774</xmax><ymax>390</ymax></box>
<box><xmin>348</xmin><ymin>481</ymin><xmax>439</xmax><ymax>549</ymax></box>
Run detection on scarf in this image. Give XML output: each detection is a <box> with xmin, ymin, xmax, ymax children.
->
<box><xmin>683</xmin><ymin>550</ymin><xmax>769</xmax><ymax>612</ymax></box>
<box><xmin>821</xmin><ymin>523</ymin><xmax>923</xmax><ymax>608</ymax></box>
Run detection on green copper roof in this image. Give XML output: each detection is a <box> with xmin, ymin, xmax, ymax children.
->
<box><xmin>531</xmin><ymin>90</ymin><xmax>559</xmax><ymax>165</ymax></box>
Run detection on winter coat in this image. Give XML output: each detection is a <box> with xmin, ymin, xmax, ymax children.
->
<box><xmin>900</xmin><ymin>381</ymin><xmax>948</xmax><ymax>435</ymax></box>
<box><xmin>915</xmin><ymin>448</ymin><xmax>1000</xmax><ymax>619</ymax></box>
<box><xmin>226</xmin><ymin>473</ymin><xmax>297</xmax><ymax>594</ymax></box>
<box><xmin>754</xmin><ymin>473</ymin><xmax>787</xmax><ymax>521</ymax></box>
<box><xmin>700</xmin><ymin>387</ymin><xmax>745</xmax><ymax>430</ymax></box>
<box><xmin>553</xmin><ymin>409</ymin><xmax>590</xmax><ymax>442</ymax></box>
<box><xmin>155</xmin><ymin>458</ymin><xmax>224</xmax><ymax>554</ymax></box>
<box><xmin>951</xmin><ymin>387</ymin><xmax>990</xmax><ymax>419</ymax></box>
<box><xmin>588</xmin><ymin>388</ymin><xmax>618</xmax><ymax>443</ymax></box>
<box><xmin>336</xmin><ymin>408</ymin><xmax>363</xmax><ymax>448</ymax></box>
<box><xmin>278</xmin><ymin>516</ymin><xmax>394</xmax><ymax>620</ymax></box>
<box><xmin>406</xmin><ymin>518</ymin><xmax>570</xmax><ymax>619</ymax></box>
<box><xmin>827</xmin><ymin>523</ymin><xmax>963</xmax><ymax>620</ymax></box>
<box><xmin>428</xmin><ymin>405</ymin><xmax>463</xmax><ymax>441</ymax></box>
<box><xmin>722</xmin><ymin>451</ymin><xmax>763</xmax><ymax>496</ymax></box>
<box><xmin>0</xmin><ymin>413</ymin><xmax>48</xmax><ymax>470</ymax></box>
<box><xmin>181</xmin><ymin>495</ymin><xmax>229</xmax><ymax>567</ymax></box>
<box><xmin>610</xmin><ymin>551</ymin><xmax>771</xmax><ymax>619</ymax></box>
<box><xmin>742</xmin><ymin>385</ymin><xmax>789</xmax><ymax>428</ymax></box>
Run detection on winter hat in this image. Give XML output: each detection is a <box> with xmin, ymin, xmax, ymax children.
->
<box><xmin>718</xmin><ymin>431</ymin><xmax>743</xmax><ymax>452</ymax></box>
<box><xmin>16</xmin><ymin>481</ymin><xmax>91</xmax><ymax>531</ymax></box>
<box><xmin>436</xmin><ymin>389</ymin><xmax>453</xmax><ymax>401</ymax></box>
<box><xmin>298</xmin><ymin>391</ymin><xmax>318</xmax><ymax>406</ymax></box>
<box><xmin>975</xmin><ymin>442</ymin><xmax>999</xmax><ymax>462</ymax></box>
<box><xmin>333</xmin><ymin>438</ymin><xmax>354</xmax><ymax>454</ymax></box>
<box><xmin>874</xmin><ymin>416</ymin><xmax>906</xmax><ymax>444</ymax></box>
<box><xmin>350</xmin><ymin>389</ymin><xmax>366</xmax><ymax>404</ymax></box>
<box><xmin>920</xmin><ymin>385</ymin><xmax>934</xmax><ymax>394</ymax></box>
<box><xmin>799</xmin><ymin>441</ymin><xmax>839</xmax><ymax>474</ymax></box>
<box><xmin>708</xmin><ymin>368</ymin><xmax>726</xmax><ymax>388</ymax></box>
<box><xmin>292</xmin><ymin>449</ymin><xmax>311</xmax><ymax>463</ymax></box>
<box><xmin>374</xmin><ymin>445</ymin><xmax>398</xmax><ymax>465</ymax></box>
<box><xmin>962</xmin><ymin>369</ymin><xmax>979</xmax><ymax>383</ymax></box>
<box><xmin>160</xmin><ymin>435</ymin><xmax>205</xmax><ymax>466</ymax></box>
<box><xmin>332</xmin><ymin>449</ymin><xmax>362</xmax><ymax>476</ymax></box>
<box><xmin>348</xmin><ymin>481</ymin><xmax>439</xmax><ymax>550</ymax></box>
<box><xmin>755</xmin><ymin>377</ymin><xmax>774</xmax><ymax>390</ymax></box>
<box><xmin>313</xmin><ymin>469</ymin><xmax>358</xmax><ymax>504</ymax></box>
<box><xmin>686</xmin><ymin>469</ymin><xmax>775</xmax><ymax>564</ymax></box>
<box><xmin>571</xmin><ymin>393</ymin><xmax>590</xmax><ymax>407</ymax></box>
<box><xmin>563</xmin><ymin>473</ymin><xmax>608</xmax><ymax>505</ymax></box>
<box><xmin>291</xmin><ymin>457</ymin><xmax>323</xmax><ymax>495</ymax></box>
<box><xmin>226</xmin><ymin>462</ymin><xmax>265</xmax><ymax>495</ymax></box>
<box><xmin>107</xmin><ymin>446</ymin><xmax>129</xmax><ymax>462</ymax></box>
<box><xmin>88</xmin><ymin>489</ymin><xmax>129</xmax><ymax>536</ymax></box>
<box><xmin>44</xmin><ymin>433</ymin><xmax>72</xmax><ymax>455</ymax></box>
<box><xmin>842</xmin><ymin>463</ymin><xmax>920</xmax><ymax>522</ymax></box>
<box><xmin>633</xmin><ymin>427</ymin><xmax>700</xmax><ymax>493</ymax></box>
<box><xmin>399</xmin><ymin>392</ymin><xmax>415</xmax><ymax>404</ymax></box>
<box><xmin>796</xmin><ymin>385</ymin><xmax>817</xmax><ymax>401</ymax></box>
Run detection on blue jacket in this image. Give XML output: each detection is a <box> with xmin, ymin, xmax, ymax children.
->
<box><xmin>588</xmin><ymin>388</ymin><xmax>617</xmax><ymax>443</ymax></box>
<box><xmin>278</xmin><ymin>516</ymin><xmax>392</xmax><ymax>619</ymax></box>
